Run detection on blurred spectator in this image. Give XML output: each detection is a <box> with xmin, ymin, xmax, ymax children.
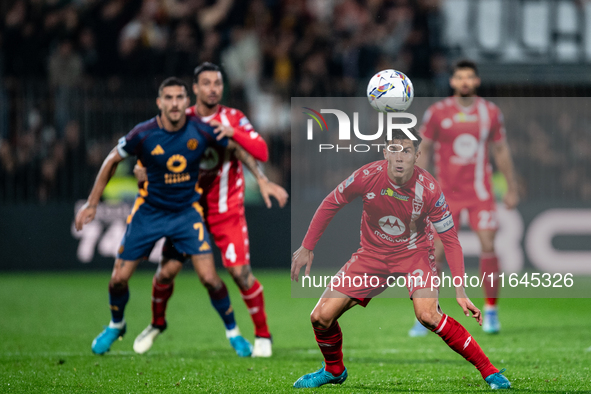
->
<box><xmin>164</xmin><ymin>21</ymin><xmax>200</xmax><ymax>76</ymax></box>
<box><xmin>48</xmin><ymin>39</ymin><xmax>83</xmax><ymax>134</ymax></box>
<box><xmin>2</xmin><ymin>0</ymin><xmax>582</xmax><ymax>205</ymax></box>
<box><xmin>119</xmin><ymin>0</ymin><xmax>168</xmax><ymax>76</ymax></box>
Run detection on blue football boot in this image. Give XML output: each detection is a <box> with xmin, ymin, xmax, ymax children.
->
<box><xmin>229</xmin><ymin>335</ymin><xmax>253</xmax><ymax>357</ymax></box>
<box><xmin>293</xmin><ymin>364</ymin><xmax>348</xmax><ymax>388</ymax></box>
<box><xmin>485</xmin><ymin>368</ymin><xmax>511</xmax><ymax>389</ymax></box>
<box><xmin>483</xmin><ymin>307</ymin><xmax>501</xmax><ymax>334</ymax></box>
<box><xmin>408</xmin><ymin>318</ymin><xmax>429</xmax><ymax>337</ymax></box>
<box><xmin>92</xmin><ymin>324</ymin><xmax>126</xmax><ymax>355</ymax></box>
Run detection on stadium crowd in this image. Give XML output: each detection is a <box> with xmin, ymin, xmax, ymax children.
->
<box><xmin>1</xmin><ymin>0</ymin><xmax>589</xmax><ymax>203</ymax></box>
<box><xmin>0</xmin><ymin>0</ymin><xmax>445</xmax><ymax>203</ymax></box>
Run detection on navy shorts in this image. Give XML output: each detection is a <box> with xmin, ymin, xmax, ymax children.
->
<box><xmin>117</xmin><ymin>198</ymin><xmax>211</xmax><ymax>261</ymax></box>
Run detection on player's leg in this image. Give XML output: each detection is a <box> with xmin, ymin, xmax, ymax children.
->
<box><xmin>409</xmin><ymin>235</ymin><xmax>444</xmax><ymax>337</ymax></box>
<box><xmin>134</xmin><ymin>253</ymin><xmax>184</xmax><ymax>354</ymax></box>
<box><xmin>171</xmin><ymin>203</ymin><xmax>253</xmax><ymax>356</ymax></box>
<box><xmin>293</xmin><ymin>290</ymin><xmax>357</xmax><ymax>388</ymax></box>
<box><xmin>190</xmin><ymin>252</ymin><xmax>253</xmax><ymax>357</ymax></box>
<box><xmin>471</xmin><ymin>203</ymin><xmax>501</xmax><ymax>333</ymax></box>
<box><xmin>226</xmin><ymin>264</ymin><xmax>272</xmax><ymax>356</ymax></box>
<box><xmin>92</xmin><ymin>258</ymin><xmax>140</xmax><ymax>354</ymax></box>
<box><xmin>413</xmin><ymin>288</ymin><xmax>510</xmax><ymax>389</ymax></box>
<box><xmin>212</xmin><ymin>212</ymin><xmax>272</xmax><ymax>355</ymax></box>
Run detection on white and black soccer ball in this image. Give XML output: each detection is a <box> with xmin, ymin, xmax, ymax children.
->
<box><xmin>367</xmin><ymin>69</ymin><xmax>414</xmax><ymax>112</ymax></box>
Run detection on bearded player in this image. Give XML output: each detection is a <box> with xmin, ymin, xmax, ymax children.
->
<box><xmin>133</xmin><ymin>63</ymin><xmax>288</xmax><ymax>358</ymax></box>
<box><xmin>75</xmin><ymin>77</ymin><xmax>244</xmax><ymax>355</ymax></box>
<box><xmin>290</xmin><ymin>129</ymin><xmax>510</xmax><ymax>389</ymax></box>
<box><xmin>408</xmin><ymin>60</ymin><xmax>519</xmax><ymax>337</ymax></box>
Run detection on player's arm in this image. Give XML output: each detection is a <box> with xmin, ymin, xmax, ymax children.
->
<box><xmin>210</xmin><ymin>115</ymin><xmax>269</xmax><ymax>162</ymax></box>
<box><xmin>291</xmin><ymin>171</ymin><xmax>362</xmax><ymax>281</ymax></box>
<box><xmin>231</xmin><ymin>143</ymin><xmax>288</xmax><ymax>208</ymax></box>
<box><xmin>74</xmin><ymin>147</ymin><xmax>124</xmax><ymax>231</ymax></box>
<box><xmin>428</xmin><ymin>191</ymin><xmax>482</xmax><ymax>324</ymax></box>
<box><xmin>491</xmin><ymin>140</ymin><xmax>519</xmax><ymax>209</ymax></box>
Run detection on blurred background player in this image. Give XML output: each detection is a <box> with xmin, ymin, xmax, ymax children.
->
<box><xmin>290</xmin><ymin>130</ymin><xmax>510</xmax><ymax>389</ymax></box>
<box><xmin>133</xmin><ymin>62</ymin><xmax>288</xmax><ymax>358</ymax></box>
<box><xmin>408</xmin><ymin>60</ymin><xmax>519</xmax><ymax>337</ymax></box>
<box><xmin>75</xmin><ymin>77</ymin><xmax>246</xmax><ymax>355</ymax></box>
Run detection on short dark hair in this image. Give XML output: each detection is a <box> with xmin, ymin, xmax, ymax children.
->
<box><xmin>193</xmin><ymin>62</ymin><xmax>221</xmax><ymax>83</ymax></box>
<box><xmin>452</xmin><ymin>59</ymin><xmax>478</xmax><ymax>76</ymax></box>
<box><xmin>385</xmin><ymin>128</ymin><xmax>422</xmax><ymax>151</ymax></box>
<box><xmin>158</xmin><ymin>77</ymin><xmax>189</xmax><ymax>96</ymax></box>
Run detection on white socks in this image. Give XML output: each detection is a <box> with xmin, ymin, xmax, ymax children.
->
<box><xmin>109</xmin><ymin>320</ymin><xmax>125</xmax><ymax>329</ymax></box>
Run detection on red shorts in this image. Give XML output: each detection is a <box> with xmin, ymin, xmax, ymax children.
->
<box><xmin>207</xmin><ymin>211</ymin><xmax>250</xmax><ymax>267</ymax></box>
<box><xmin>448</xmin><ymin>197</ymin><xmax>498</xmax><ymax>232</ymax></box>
<box><xmin>330</xmin><ymin>246</ymin><xmax>437</xmax><ymax>306</ymax></box>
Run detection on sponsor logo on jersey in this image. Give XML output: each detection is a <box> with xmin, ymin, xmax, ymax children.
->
<box><xmin>378</xmin><ymin>215</ymin><xmax>406</xmax><ymax>236</ymax></box>
<box><xmin>435</xmin><ymin>192</ymin><xmax>446</xmax><ymax>207</ymax></box>
<box><xmin>374</xmin><ymin>230</ymin><xmax>408</xmax><ymax>244</ymax></box>
<box><xmin>151</xmin><ymin>144</ymin><xmax>165</xmax><ymax>155</ymax></box>
<box><xmin>166</xmin><ymin>154</ymin><xmax>187</xmax><ymax>173</ymax></box>
<box><xmin>381</xmin><ymin>188</ymin><xmax>409</xmax><ymax>201</ymax></box>
<box><xmin>200</xmin><ymin>147</ymin><xmax>219</xmax><ymax>170</ymax></box>
<box><xmin>345</xmin><ymin>174</ymin><xmax>355</xmax><ymax>188</ymax></box>
<box><xmin>239</xmin><ymin>116</ymin><xmax>250</xmax><ymax>127</ymax></box>
<box><xmin>453</xmin><ymin>133</ymin><xmax>478</xmax><ymax>159</ymax></box>
<box><xmin>366</xmin><ymin>192</ymin><xmax>375</xmax><ymax>200</ymax></box>
<box><xmin>453</xmin><ymin>112</ymin><xmax>478</xmax><ymax>123</ymax></box>
<box><xmin>187</xmin><ymin>138</ymin><xmax>198</xmax><ymax>150</ymax></box>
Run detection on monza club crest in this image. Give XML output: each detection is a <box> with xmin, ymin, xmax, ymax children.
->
<box><xmin>412</xmin><ymin>199</ymin><xmax>423</xmax><ymax>215</ymax></box>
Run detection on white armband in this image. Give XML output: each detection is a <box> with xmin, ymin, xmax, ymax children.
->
<box><xmin>432</xmin><ymin>214</ymin><xmax>454</xmax><ymax>233</ymax></box>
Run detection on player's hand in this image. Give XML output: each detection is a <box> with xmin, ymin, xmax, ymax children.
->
<box><xmin>210</xmin><ymin>120</ymin><xmax>235</xmax><ymax>140</ymax></box>
<box><xmin>133</xmin><ymin>163</ymin><xmax>147</xmax><ymax>182</ymax></box>
<box><xmin>258</xmin><ymin>179</ymin><xmax>289</xmax><ymax>208</ymax></box>
<box><xmin>455</xmin><ymin>288</ymin><xmax>482</xmax><ymax>325</ymax></box>
<box><xmin>503</xmin><ymin>189</ymin><xmax>519</xmax><ymax>209</ymax></box>
<box><xmin>291</xmin><ymin>246</ymin><xmax>314</xmax><ymax>282</ymax></box>
<box><xmin>75</xmin><ymin>202</ymin><xmax>97</xmax><ymax>231</ymax></box>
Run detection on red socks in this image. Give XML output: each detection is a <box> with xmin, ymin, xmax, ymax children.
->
<box><xmin>434</xmin><ymin>314</ymin><xmax>498</xmax><ymax>379</ymax></box>
<box><xmin>152</xmin><ymin>277</ymin><xmax>173</xmax><ymax>327</ymax></box>
<box><xmin>314</xmin><ymin>321</ymin><xmax>345</xmax><ymax>376</ymax></box>
<box><xmin>480</xmin><ymin>253</ymin><xmax>499</xmax><ymax>306</ymax></box>
<box><xmin>240</xmin><ymin>280</ymin><xmax>271</xmax><ymax>338</ymax></box>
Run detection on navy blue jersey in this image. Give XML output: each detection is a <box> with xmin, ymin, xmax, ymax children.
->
<box><xmin>117</xmin><ymin>116</ymin><xmax>227</xmax><ymax>211</ymax></box>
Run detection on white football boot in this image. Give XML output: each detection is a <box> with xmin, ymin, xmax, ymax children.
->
<box><xmin>133</xmin><ymin>324</ymin><xmax>166</xmax><ymax>354</ymax></box>
<box><xmin>251</xmin><ymin>336</ymin><xmax>272</xmax><ymax>357</ymax></box>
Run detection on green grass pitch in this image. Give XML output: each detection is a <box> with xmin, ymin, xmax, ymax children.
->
<box><xmin>1</xmin><ymin>271</ymin><xmax>591</xmax><ymax>393</ymax></box>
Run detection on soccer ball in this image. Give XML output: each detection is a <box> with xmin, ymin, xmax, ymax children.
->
<box><xmin>367</xmin><ymin>69</ymin><xmax>414</xmax><ymax>112</ymax></box>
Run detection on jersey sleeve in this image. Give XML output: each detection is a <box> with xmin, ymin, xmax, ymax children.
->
<box><xmin>426</xmin><ymin>186</ymin><xmax>466</xmax><ymax>282</ymax></box>
<box><xmin>489</xmin><ymin>105</ymin><xmax>506</xmax><ymax>143</ymax></box>
<box><xmin>197</xmin><ymin>120</ymin><xmax>229</xmax><ymax>148</ymax></box>
<box><xmin>117</xmin><ymin>125</ymin><xmax>144</xmax><ymax>158</ymax></box>
<box><xmin>231</xmin><ymin>112</ymin><xmax>269</xmax><ymax>162</ymax></box>
<box><xmin>418</xmin><ymin>106</ymin><xmax>438</xmax><ymax>141</ymax></box>
<box><xmin>302</xmin><ymin>169</ymin><xmax>364</xmax><ymax>250</ymax></box>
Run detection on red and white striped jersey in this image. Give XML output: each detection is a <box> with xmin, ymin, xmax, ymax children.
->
<box><xmin>186</xmin><ymin>105</ymin><xmax>268</xmax><ymax>216</ymax></box>
<box><xmin>302</xmin><ymin>161</ymin><xmax>465</xmax><ymax>280</ymax></box>
<box><xmin>419</xmin><ymin>97</ymin><xmax>506</xmax><ymax>202</ymax></box>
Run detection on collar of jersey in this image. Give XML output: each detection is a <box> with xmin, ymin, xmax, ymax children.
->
<box><xmin>451</xmin><ymin>95</ymin><xmax>480</xmax><ymax>113</ymax></box>
<box><xmin>385</xmin><ymin>165</ymin><xmax>417</xmax><ymax>190</ymax></box>
<box><xmin>156</xmin><ymin>115</ymin><xmax>189</xmax><ymax>133</ymax></box>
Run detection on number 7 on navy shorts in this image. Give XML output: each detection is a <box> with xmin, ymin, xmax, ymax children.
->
<box><xmin>117</xmin><ymin>199</ymin><xmax>211</xmax><ymax>261</ymax></box>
